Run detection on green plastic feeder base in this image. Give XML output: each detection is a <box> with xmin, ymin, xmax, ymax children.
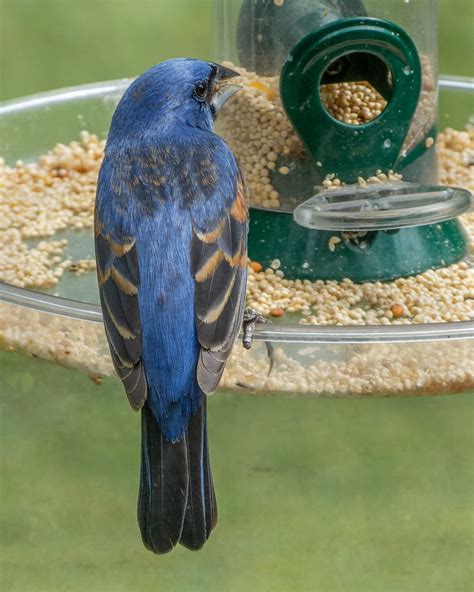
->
<box><xmin>248</xmin><ymin>208</ymin><xmax>470</xmax><ymax>282</ymax></box>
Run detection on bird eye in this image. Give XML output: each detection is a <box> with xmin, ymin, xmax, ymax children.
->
<box><xmin>194</xmin><ymin>81</ymin><xmax>209</xmax><ymax>101</ymax></box>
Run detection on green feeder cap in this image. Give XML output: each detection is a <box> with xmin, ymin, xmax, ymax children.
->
<box><xmin>280</xmin><ymin>17</ymin><xmax>422</xmax><ymax>181</ymax></box>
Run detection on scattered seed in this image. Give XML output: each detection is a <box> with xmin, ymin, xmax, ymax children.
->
<box><xmin>218</xmin><ymin>57</ymin><xmax>436</xmax><ymax>210</ymax></box>
<box><xmin>88</xmin><ymin>373</ymin><xmax>103</xmax><ymax>385</ymax></box>
<box><xmin>390</xmin><ymin>303</ymin><xmax>404</xmax><ymax>318</ymax></box>
<box><xmin>0</xmin><ymin>121</ymin><xmax>472</xmax><ymax>399</ymax></box>
<box><xmin>270</xmin><ymin>259</ymin><xmax>281</xmax><ymax>270</ymax></box>
<box><xmin>328</xmin><ymin>236</ymin><xmax>342</xmax><ymax>252</ymax></box>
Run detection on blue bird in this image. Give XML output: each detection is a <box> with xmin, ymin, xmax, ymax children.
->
<box><xmin>94</xmin><ymin>58</ymin><xmax>248</xmax><ymax>553</ymax></box>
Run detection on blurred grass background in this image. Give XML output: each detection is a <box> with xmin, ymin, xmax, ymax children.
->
<box><xmin>0</xmin><ymin>0</ymin><xmax>473</xmax><ymax>101</ymax></box>
<box><xmin>1</xmin><ymin>0</ymin><xmax>213</xmax><ymax>101</ymax></box>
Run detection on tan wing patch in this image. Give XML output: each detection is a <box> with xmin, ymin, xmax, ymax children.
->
<box><xmin>222</xmin><ymin>240</ymin><xmax>245</xmax><ymax>267</ymax></box>
<box><xmin>230</xmin><ymin>180</ymin><xmax>248</xmax><ymax>223</ymax></box>
<box><xmin>200</xmin><ymin>274</ymin><xmax>237</xmax><ymax>325</ymax></box>
<box><xmin>103</xmin><ymin>297</ymin><xmax>137</xmax><ymax>340</ymax></box>
<box><xmin>195</xmin><ymin>219</ymin><xmax>225</xmax><ymax>243</ymax></box>
<box><xmin>109</xmin><ymin>239</ymin><xmax>136</xmax><ymax>257</ymax></box>
<box><xmin>195</xmin><ymin>250</ymin><xmax>224</xmax><ymax>283</ymax></box>
<box><xmin>97</xmin><ymin>267</ymin><xmax>111</xmax><ymax>286</ymax></box>
<box><xmin>110</xmin><ymin>266</ymin><xmax>139</xmax><ymax>295</ymax></box>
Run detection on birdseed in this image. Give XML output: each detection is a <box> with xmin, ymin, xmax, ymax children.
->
<box><xmin>1</xmin><ymin>299</ymin><xmax>472</xmax><ymax>398</ymax></box>
<box><xmin>0</xmin><ymin>131</ymin><xmax>101</xmax><ymax>288</ymax></box>
<box><xmin>0</xmin><ymin>122</ymin><xmax>473</xmax><ymax>398</ymax></box>
<box><xmin>217</xmin><ymin>58</ymin><xmax>436</xmax><ymax>208</ymax></box>
<box><xmin>320</xmin><ymin>81</ymin><xmax>387</xmax><ymax>125</ymax></box>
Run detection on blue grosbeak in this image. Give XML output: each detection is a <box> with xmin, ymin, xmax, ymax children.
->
<box><xmin>95</xmin><ymin>59</ymin><xmax>247</xmax><ymax>553</ymax></box>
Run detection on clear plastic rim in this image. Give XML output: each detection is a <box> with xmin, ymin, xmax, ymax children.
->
<box><xmin>0</xmin><ymin>75</ymin><xmax>472</xmax><ymax>116</ymax></box>
<box><xmin>1</xmin><ymin>75</ymin><xmax>473</xmax><ymax>344</ymax></box>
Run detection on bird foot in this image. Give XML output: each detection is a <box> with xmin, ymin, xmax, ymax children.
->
<box><xmin>241</xmin><ymin>308</ymin><xmax>274</xmax><ymax>378</ymax></box>
<box><xmin>242</xmin><ymin>308</ymin><xmax>268</xmax><ymax>350</ymax></box>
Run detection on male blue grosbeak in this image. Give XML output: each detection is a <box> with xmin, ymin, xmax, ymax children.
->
<box><xmin>95</xmin><ymin>59</ymin><xmax>247</xmax><ymax>553</ymax></box>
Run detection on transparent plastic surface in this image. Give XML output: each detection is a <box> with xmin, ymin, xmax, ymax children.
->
<box><xmin>216</xmin><ymin>0</ymin><xmax>437</xmax><ymax>78</ymax></box>
<box><xmin>215</xmin><ymin>0</ymin><xmax>439</xmax><ymax>210</ymax></box>
<box><xmin>0</xmin><ymin>78</ymin><xmax>473</xmax><ymax>398</ymax></box>
<box><xmin>1</xmin><ymin>296</ymin><xmax>473</xmax><ymax>398</ymax></box>
<box><xmin>294</xmin><ymin>182</ymin><xmax>472</xmax><ymax>231</ymax></box>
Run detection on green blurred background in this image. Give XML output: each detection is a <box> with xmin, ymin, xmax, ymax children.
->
<box><xmin>0</xmin><ymin>0</ymin><xmax>473</xmax><ymax>101</ymax></box>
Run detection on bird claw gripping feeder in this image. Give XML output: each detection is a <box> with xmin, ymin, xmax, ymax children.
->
<box><xmin>215</xmin><ymin>0</ymin><xmax>471</xmax><ymax>282</ymax></box>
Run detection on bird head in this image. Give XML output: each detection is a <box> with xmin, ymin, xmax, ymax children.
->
<box><xmin>107</xmin><ymin>58</ymin><xmax>241</xmax><ymax>143</ymax></box>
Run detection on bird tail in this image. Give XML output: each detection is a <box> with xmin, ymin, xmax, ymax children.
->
<box><xmin>137</xmin><ymin>398</ymin><xmax>217</xmax><ymax>554</ymax></box>
<box><xmin>180</xmin><ymin>397</ymin><xmax>218</xmax><ymax>550</ymax></box>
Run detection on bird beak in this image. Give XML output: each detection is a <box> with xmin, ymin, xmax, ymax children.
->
<box><xmin>211</xmin><ymin>64</ymin><xmax>242</xmax><ymax>113</ymax></box>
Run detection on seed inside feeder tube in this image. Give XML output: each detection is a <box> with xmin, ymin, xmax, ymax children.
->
<box><xmin>217</xmin><ymin>59</ymin><xmax>437</xmax><ymax>209</ymax></box>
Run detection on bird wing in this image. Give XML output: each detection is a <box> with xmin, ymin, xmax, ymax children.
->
<box><xmin>94</xmin><ymin>211</ymin><xmax>147</xmax><ymax>410</ymax></box>
<box><xmin>190</xmin><ymin>172</ymin><xmax>249</xmax><ymax>394</ymax></box>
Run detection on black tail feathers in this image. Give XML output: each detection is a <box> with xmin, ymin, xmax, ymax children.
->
<box><xmin>137</xmin><ymin>399</ymin><xmax>217</xmax><ymax>554</ymax></box>
<box><xmin>180</xmin><ymin>399</ymin><xmax>218</xmax><ymax>550</ymax></box>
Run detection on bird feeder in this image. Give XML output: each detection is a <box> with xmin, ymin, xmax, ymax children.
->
<box><xmin>215</xmin><ymin>0</ymin><xmax>471</xmax><ymax>281</ymax></box>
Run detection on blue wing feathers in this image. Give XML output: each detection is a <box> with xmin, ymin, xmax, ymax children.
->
<box><xmin>135</xmin><ymin>202</ymin><xmax>201</xmax><ymax>441</ymax></box>
<box><xmin>97</xmin><ymin>130</ymin><xmax>246</xmax><ymax>441</ymax></box>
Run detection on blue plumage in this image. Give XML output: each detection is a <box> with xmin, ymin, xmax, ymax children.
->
<box><xmin>138</xmin><ymin>201</ymin><xmax>200</xmax><ymax>441</ymax></box>
<box><xmin>95</xmin><ymin>58</ymin><xmax>248</xmax><ymax>552</ymax></box>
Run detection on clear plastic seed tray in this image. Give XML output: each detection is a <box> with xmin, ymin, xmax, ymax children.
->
<box><xmin>0</xmin><ymin>78</ymin><xmax>473</xmax><ymax>398</ymax></box>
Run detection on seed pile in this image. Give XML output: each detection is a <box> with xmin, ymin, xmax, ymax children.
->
<box><xmin>0</xmin><ymin>116</ymin><xmax>473</xmax><ymax>396</ymax></box>
<box><xmin>438</xmin><ymin>126</ymin><xmax>474</xmax><ymax>192</ymax></box>
<box><xmin>0</xmin><ymin>300</ymin><xmax>112</xmax><ymax>376</ymax></box>
<box><xmin>0</xmin><ymin>131</ymin><xmax>103</xmax><ymax>287</ymax></box>
<box><xmin>217</xmin><ymin>65</ymin><xmax>301</xmax><ymax>209</ymax></box>
<box><xmin>220</xmin><ymin>338</ymin><xmax>474</xmax><ymax>397</ymax></box>
<box><xmin>1</xmin><ymin>299</ymin><xmax>472</xmax><ymax>398</ymax></box>
<box><xmin>320</xmin><ymin>81</ymin><xmax>387</xmax><ymax>125</ymax></box>
<box><xmin>245</xmin><ymin>260</ymin><xmax>473</xmax><ymax>325</ymax></box>
<box><xmin>218</xmin><ymin>59</ymin><xmax>437</xmax><ymax>208</ymax></box>
<box><xmin>322</xmin><ymin>168</ymin><xmax>403</xmax><ymax>190</ymax></box>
